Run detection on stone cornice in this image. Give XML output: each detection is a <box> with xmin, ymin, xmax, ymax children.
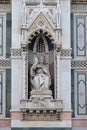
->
<box><xmin>71</xmin><ymin>59</ymin><xmax>87</xmax><ymax>69</ymax></box>
<box><xmin>72</xmin><ymin>0</ymin><xmax>87</xmax><ymax>4</ymax></box>
<box><xmin>0</xmin><ymin>0</ymin><xmax>10</xmax><ymax>4</ymax></box>
<box><xmin>71</xmin><ymin>4</ymin><xmax>87</xmax><ymax>13</ymax></box>
<box><xmin>0</xmin><ymin>4</ymin><xmax>11</xmax><ymax>12</ymax></box>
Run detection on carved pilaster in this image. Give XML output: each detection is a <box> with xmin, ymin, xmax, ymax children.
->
<box><xmin>21</xmin><ymin>43</ymin><xmax>28</xmax><ymax>99</ymax></box>
<box><xmin>56</xmin><ymin>1</ymin><xmax>61</xmax><ymax>28</ymax></box>
<box><xmin>22</xmin><ymin>0</ymin><xmax>27</xmax><ymax>26</ymax></box>
<box><xmin>54</xmin><ymin>44</ymin><xmax>61</xmax><ymax>99</ymax></box>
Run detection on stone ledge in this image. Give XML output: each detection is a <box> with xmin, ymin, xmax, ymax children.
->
<box><xmin>72</xmin><ymin>0</ymin><xmax>87</xmax><ymax>4</ymax></box>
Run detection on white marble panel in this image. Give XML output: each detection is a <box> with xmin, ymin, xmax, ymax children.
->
<box><xmin>61</xmin><ymin>0</ymin><xmax>70</xmax><ymax>48</ymax></box>
<box><xmin>11</xmin><ymin>59</ymin><xmax>22</xmax><ymax>111</ymax></box>
<box><xmin>61</xmin><ymin>59</ymin><xmax>71</xmax><ymax>110</ymax></box>
<box><xmin>12</xmin><ymin>0</ymin><xmax>22</xmax><ymax>48</ymax></box>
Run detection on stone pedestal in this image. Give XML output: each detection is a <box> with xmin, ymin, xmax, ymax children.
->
<box><xmin>30</xmin><ymin>90</ymin><xmax>52</xmax><ymax>99</ymax></box>
<box><xmin>20</xmin><ymin>90</ymin><xmax>63</xmax><ymax>121</ymax></box>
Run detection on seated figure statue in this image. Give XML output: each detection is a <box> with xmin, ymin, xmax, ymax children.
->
<box><xmin>30</xmin><ymin>56</ymin><xmax>51</xmax><ymax>90</ymax></box>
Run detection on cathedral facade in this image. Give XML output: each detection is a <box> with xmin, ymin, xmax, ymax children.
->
<box><xmin>0</xmin><ymin>0</ymin><xmax>87</xmax><ymax>130</ymax></box>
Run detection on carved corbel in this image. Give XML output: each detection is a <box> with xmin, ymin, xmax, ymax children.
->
<box><xmin>55</xmin><ymin>44</ymin><xmax>62</xmax><ymax>52</ymax></box>
<box><xmin>21</xmin><ymin>43</ymin><xmax>28</xmax><ymax>52</ymax></box>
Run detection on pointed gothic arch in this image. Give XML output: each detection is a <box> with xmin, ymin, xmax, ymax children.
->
<box><xmin>27</xmin><ymin>28</ymin><xmax>55</xmax><ymax>44</ymax></box>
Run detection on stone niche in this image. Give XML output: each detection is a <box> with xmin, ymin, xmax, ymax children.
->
<box><xmin>20</xmin><ymin>1</ymin><xmax>63</xmax><ymax>121</ymax></box>
<box><xmin>20</xmin><ymin>53</ymin><xmax>63</xmax><ymax>121</ymax></box>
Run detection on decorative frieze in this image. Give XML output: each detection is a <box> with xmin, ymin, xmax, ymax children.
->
<box><xmin>21</xmin><ymin>109</ymin><xmax>61</xmax><ymax>121</ymax></box>
<box><xmin>61</xmin><ymin>49</ymin><xmax>71</xmax><ymax>57</ymax></box>
<box><xmin>1</xmin><ymin>58</ymin><xmax>86</xmax><ymax>69</ymax></box>
<box><xmin>71</xmin><ymin>60</ymin><xmax>87</xmax><ymax>69</ymax></box>
<box><xmin>11</xmin><ymin>49</ymin><xmax>21</xmax><ymax>58</ymax></box>
<box><xmin>0</xmin><ymin>59</ymin><xmax>11</xmax><ymax>68</ymax></box>
<box><xmin>72</xmin><ymin>0</ymin><xmax>87</xmax><ymax>4</ymax></box>
<box><xmin>71</xmin><ymin>5</ymin><xmax>87</xmax><ymax>13</ymax></box>
<box><xmin>0</xmin><ymin>4</ymin><xmax>11</xmax><ymax>12</ymax></box>
<box><xmin>11</xmin><ymin>48</ymin><xmax>72</xmax><ymax>59</ymax></box>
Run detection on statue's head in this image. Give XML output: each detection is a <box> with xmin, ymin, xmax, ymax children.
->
<box><xmin>39</xmin><ymin>56</ymin><xmax>44</xmax><ymax>64</ymax></box>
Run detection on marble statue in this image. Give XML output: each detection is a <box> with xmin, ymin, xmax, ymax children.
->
<box><xmin>30</xmin><ymin>56</ymin><xmax>51</xmax><ymax>90</ymax></box>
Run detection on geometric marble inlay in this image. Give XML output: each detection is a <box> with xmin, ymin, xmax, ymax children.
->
<box><xmin>71</xmin><ymin>60</ymin><xmax>87</xmax><ymax>68</ymax></box>
<box><xmin>0</xmin><ymin>59</ymin><xmax>11</xmax><ymax>68</ymax></box>
<box><xmin>11</xmin><ymin>49</ymin><xmax>21</xmax><ymax>57</ymax></box>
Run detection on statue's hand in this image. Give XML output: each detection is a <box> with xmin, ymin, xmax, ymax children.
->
<box><xmin>32</xmin><ymin>57</ymin><xmax>38</xmax><ymax>70</ymax></box>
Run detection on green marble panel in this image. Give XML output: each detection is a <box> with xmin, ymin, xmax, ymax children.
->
<box><xmin>6</xmin><ymin>13</ymin><xmax>11</xmax><ymax>58</ymax></box>
<box><xmin>6</xmin><ymin>69</ymin><xmax>11</xmax><ymax>117</ymax></box>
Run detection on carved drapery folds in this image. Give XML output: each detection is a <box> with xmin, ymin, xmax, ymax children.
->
<box><xmin>30</xmin><ymin>56</ymin><xmax>51</xmax><ymax>91</ymax></box>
